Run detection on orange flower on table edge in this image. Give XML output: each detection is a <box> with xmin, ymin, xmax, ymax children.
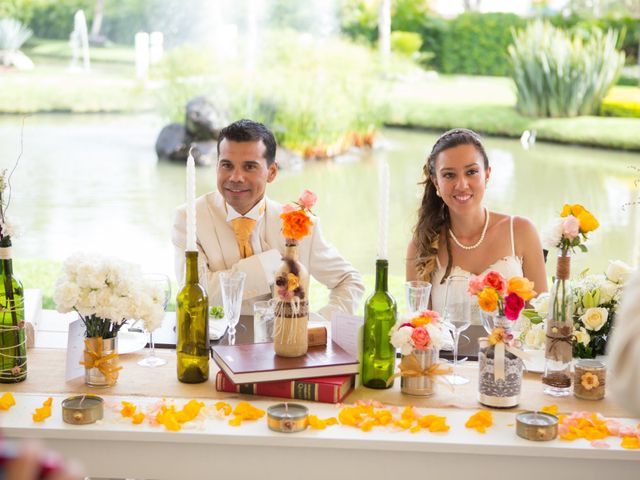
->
<box><xmin>228</xmin><ymin>401</ymin><xmax>265</xmax><ymax>427</ymax></box>
<box><xmin>0</xmin><ymin>392</ymin><xmax>16</xmax><ymax>410</ymax></box>
<box><xmin>540</xmin><ymin>404</ymin><xmax>558</xmax><ymax>416</ymax></box>
<box><xmin>33</xmin><ymin>397</ymin><xmax>53</xmax><ymax>422</ymax></box>
<box><xmin>465</xmin><ymin>410</ymin><xmax>493</xmax><ymax>433</ymax></box>
<box><xmin>280</xmin><ymin>209</ymin><xmax>313</xmax><ymax>241</ymax></box>
<box><xmin>477</xmin><ymin>287</ymin><xmax>499</xmax><ymax>312</ymax></box>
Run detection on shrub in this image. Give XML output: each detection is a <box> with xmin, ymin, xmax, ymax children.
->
<box><xmin>28</xmin><ymin>0</ymin><xmax>92</xmax><ymax>40</ymax></box>
<box><xmin>390</xmin><ymin>30</ymin><xmax>422</xmax><ymax>57</ymax></box>
<box><xmin>0</xmin><ymin>18</ymin><xmax>32</xmax><ymax>51</ymax></box>
<box><xmin>601</xmin><ymin>86</ymin><xmax>640</xmax><ymax>118</ymax></box>
<box><xmin>441</xmin><ymin>12</ymin><xmax>525</xmax><ymax>76</ymax></box>
<box><xmin>509</xmin><ymin>20</ymin><xmax>625</xmax><ymax>117</ymax></box>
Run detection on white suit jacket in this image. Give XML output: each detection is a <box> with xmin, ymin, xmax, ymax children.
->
<box><xmin>608</xmin><ymin>268</ymin><xmax>640</xmax><ymax>417</ymax></box>
<box><xmin>172</xmin><ymin>192</ymin><xmax>364</xmax><ymax>320</ymax></box>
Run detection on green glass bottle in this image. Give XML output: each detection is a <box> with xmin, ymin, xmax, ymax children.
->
<box><xmin>0</xmin><ymin>239</ymin><xmax>27</xmax><ymax>383</ymax></box>
<box><xmin>176</xmin><ymin>251</ymin><xmax>209</xmax><ymax>383</ymax></box>
<box><xmin>362</xmin><ymin>259</ymin><xmax>397</xmax><ymax>389</ymax></box>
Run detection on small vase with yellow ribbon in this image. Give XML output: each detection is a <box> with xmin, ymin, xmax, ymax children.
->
<box><xmin>81</xmin><ymin>336</ymin><xmax>122</xmax><ymax>387</ymax></box>
<box><xmin>394</xmin><ymin>348</ymin><xmax>451</xmax><ymax>396</ymax></box>
<box><xmin>478</xmin><ymin>325</ymin><xmax>529</xmax><ymax>408</ymax></box>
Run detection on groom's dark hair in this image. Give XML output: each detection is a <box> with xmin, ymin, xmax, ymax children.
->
<box><xmin>217</xmin><ymin>119</ymin><xmax>277</xmax><ymax>166</ymax></box>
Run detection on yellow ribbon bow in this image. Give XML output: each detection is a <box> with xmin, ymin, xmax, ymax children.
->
<box><xmin>386</xmin><ymin>353</ymin><xmax>453</xmax><ymax>388</ymax></box>
<box><xmin>80</xmin><ymin>338</ymin><xmax>123</xmax><ymax>385</ymax></box>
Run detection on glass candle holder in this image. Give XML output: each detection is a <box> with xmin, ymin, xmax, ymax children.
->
<box><xmin>573</xmin><ymin>359</ymin><xmax>606</xmax><ymax>400</ymax></box>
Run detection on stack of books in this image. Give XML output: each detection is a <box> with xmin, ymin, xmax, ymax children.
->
<box><xmin>212</xmin><ymin>342</ymin><xmax>358</xmax><ymax>404</ymax></box>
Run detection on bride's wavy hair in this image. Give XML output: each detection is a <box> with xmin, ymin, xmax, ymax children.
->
<box><xmin>412</xmin><ymin>128</ymin><xmax>489</xmax><ymax>283</ymax></box>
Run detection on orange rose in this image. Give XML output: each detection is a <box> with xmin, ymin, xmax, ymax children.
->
<box><xmin>507</xmin><ymin>277</ymin><xmax>536</xmax><ymax>301</ymax></box>
<box><xmin>477</xmin><ymin>287</ymin><xmax>499</xmax><ymax>312</ymax></box>
<box><xmin>281</xmin><ymin>210</ymin><xmax>314</xmax><ymax>240</ymax></box>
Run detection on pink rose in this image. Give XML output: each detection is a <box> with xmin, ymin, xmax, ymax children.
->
<box><xmin>298</xmin><ymin>189</ymin><xmax>317</xmax><ymax>209</ymax></box>
<box><xmin>282</xmin><ymin>203</ymin><xmax>297</xmax><ymax>214</ymax></box>
<box><xmin>410</xmin><ymin>326</ymin><xmax>431</xmax><ymax>351</ymax></box>
<box><xmin>468</xmin><ymin>275</ymin><xmax>485</xmax><ymax>295</ymax></box>
<box><xmin>484</xmin><ymin>271</ymin><xmax>507</xmax><ymax>295</ymax></box>
<box><xmin>562</xmin><ymin>215</ymin><xmax>580</xmax><ymax>240</ymax></box>
<box><xmin>504</xmin><ymin>292</ymin><xmax>525</xmax><ymax>320</ymax></box>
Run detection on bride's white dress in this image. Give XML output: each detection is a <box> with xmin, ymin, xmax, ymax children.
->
<box><xmin>430</xmin><ymin>216</ymin><xmax>523</xmax><ymax>325</ymax></box>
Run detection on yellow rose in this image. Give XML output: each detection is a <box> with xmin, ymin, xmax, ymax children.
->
<box><xmin>580</xmin><ymin>307</ymin><xmax>608</xmax><ymax>332</ymax></box>
<box><xmin>561</xmin><ymin>204</ymin><xmax>584</xmax><ymax>217</ymax></box>
<box><xmin>576</xmin><ymin>209</ymin><xmax>599</xmax><ymax>234</ymax></box>
<box><xmin>477</xmin><ymin>287</ymin><xmax>499</xmax><ymax>312</ymax></box>
<box><xmin>506</xmin><ymin>277</ymin><xmax>536</xmax><ymax>301</ymax></box>
<box><xmin>286</xmin><ymin>273</ymin><xmax>299</xmax><ymax>292</ymax></box>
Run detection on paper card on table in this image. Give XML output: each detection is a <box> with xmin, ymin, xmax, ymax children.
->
<box><xmin>65</xmin><ymin>318</ymin><xmax>85</xmax><ymax>381</ymax></box>
<box><xmin>331</xmin><ymin>311</ymin><xmax>363</xmax><ymax>358</ymax></box>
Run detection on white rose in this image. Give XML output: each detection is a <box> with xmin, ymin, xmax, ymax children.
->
<box><xmin>390</xmin><ymin>325</ymin><xmax>414</xmax><ymax>355</ymax></box>
<box><xmin>580</xmin><ymin>307</ymin><xmax>608</xmax><ymax>332</ymax></box>
<box><xmin>53</xmin><ymin>281</ymin><xmax>80</xmax><ymax>313</ymax></box>
<box><xmin>606</xmin><ymin>260</ymin><xmax>632</xmax><ymax>284</ymax></box>
<box><xmin>530</xmin><ymin>293</ymin><xmax>550</xmax><ymax>319</ymax></box>
<box><xmin>524</xmin><ymin>323</ymin><xmax>546</xmax><ymax>349</ymax></box>
<box><xmin>574</xmin><ymin>327</ymin><xmax>591</xmax><ymax>347</ymax></box>
<box><xmin>598</xmin><ymin>280</ymin><xmax>618</xmax><ymax>304</ymax></box>
<box><xmin>542</xmin><ymin>218</ymin><xmax>564</xmax><ymax>250</ymax></box>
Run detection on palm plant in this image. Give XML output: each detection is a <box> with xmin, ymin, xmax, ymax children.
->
<box><xmin>0</xmin><ymin>18</ymin><xmax>33</xmax><ymax>52</ymax></box>
<box><xmin>508</xmin><ymin>20</ymin><xmax>625</xmax><ymax>117</ymax></box>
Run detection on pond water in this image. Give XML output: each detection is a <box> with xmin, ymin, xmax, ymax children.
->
<box><xmin>1</xmin><ymin>114</ymin><xmax>639</xmax><ymax>287</ymax></box>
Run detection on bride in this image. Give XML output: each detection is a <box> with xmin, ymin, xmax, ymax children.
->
<box><xmin>406</xmin><ymin>128</ymin><xmax>547</xmax><ymax>319</ymax></box>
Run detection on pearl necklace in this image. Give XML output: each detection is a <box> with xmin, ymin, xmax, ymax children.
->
<box><xmin>448</xmin><ymin>208</ymin><xmax>490</xmax><ymax>250</ymax></box>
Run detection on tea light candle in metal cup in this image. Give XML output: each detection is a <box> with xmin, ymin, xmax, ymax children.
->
<box><xmin>267</xmin><ymin>403</ymin><xmax>308</xmax><ymax>433</ymax></box>
<box><xmin>574</xmin><ymin>359</ymin><xmax>606</xmax><ymax>401</ymax></box>
<box><xmin>516</xmin><ymin>411</ymin><xmax>558</xmax><ymax>441</ymax></box>
<box><xmin>62</xmin><ymin>395</ymin><xmax>104</xmax><ymax>425</ymax></box>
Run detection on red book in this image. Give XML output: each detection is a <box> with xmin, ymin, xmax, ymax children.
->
<box><xmin>215</xmin><ymin>370</ymin><xmax>355</xmax><ymax>404</ymax></box>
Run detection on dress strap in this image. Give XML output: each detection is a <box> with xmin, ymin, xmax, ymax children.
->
<box><xmin>510</xmin><ymin>216</ymin><xmax>516</xmax><ymax>257</ymax></box>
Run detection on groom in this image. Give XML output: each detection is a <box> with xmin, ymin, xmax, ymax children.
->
<box><xmin>172</xmin><ymin>119</ymin><xmax>364</xmax><ymax>320</ymax></box>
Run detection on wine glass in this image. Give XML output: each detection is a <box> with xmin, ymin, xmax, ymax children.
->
<box><xmin>137</xmin><ymin>273</ymin><xmax>170</xmax><ymax>368</ymax></box>
<box><xmin>405</xmin><ymin>280</ymin><xmax>432</xmax><ymax>315</ymax></box>
<box><xmin>219</xmin><ymin>271</ymin><xmax>246</xmax><ymax>344</ymax></box>
<box><xmin>442</xmin><ymin>275</ymin><xmax>471</xmax><ymax>385</ymax></box>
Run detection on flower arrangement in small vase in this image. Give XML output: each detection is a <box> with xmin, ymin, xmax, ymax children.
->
<box><xmin>54</xmin><ymin>253</ymin><xmax>165</xmax><ymax>386</ymax></box>
<box><xmin>540</xmin><ymin>203</ymin><xmax>599</xmax><ymax>396</ymax></box>
<box><xmin>388</xmin><ymin>310</ymin><xmax>450</xmax><ymax>396</ymax></box>
<box><xmin>273</xmin><ymin>190</ymin><xmax>316</xmax><ymax>357</ymax></box>
<box><xmin>468</xmin><ymin>270</ymin><xmax>535</xmax><ymax>408</ymax></box>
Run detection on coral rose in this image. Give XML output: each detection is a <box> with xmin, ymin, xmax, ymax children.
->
<box><xmin>468</xmin><ymin>275</ymin><xmax>485</xmax><ymax>295</ymax></box>
<box><xmin>477</xmin><ymin>287</ymin><xmax>499</xmax><ymax>312</ymax></box>
<box><xmin>507</xmin><ymin>277</ymin><xmax>536</xmax><ymax>301</ymax></box>
<box><xmin>281</xmin><ymin>210</ymin><xmax>313</xmax><ymax>240</ymax></box>
<box><xmin>503</xmin><ymin>292</ymin><xmax>525</xmax><ymax>320</ymax></box>
<box><xmin>483</xmin><ymin>271</ymin><xmax>507</xmax><ymax>295</ymax></box>
<box><xmin>410</xmin><ymin>326</ymin><xmax>431</xmax><ymax>351</ymax></box>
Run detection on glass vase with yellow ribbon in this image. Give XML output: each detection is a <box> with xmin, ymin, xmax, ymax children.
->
<box><xmin>388</xmin><ymin>310</ymin><xmax>451</xmax><ymax>396</ymax></box>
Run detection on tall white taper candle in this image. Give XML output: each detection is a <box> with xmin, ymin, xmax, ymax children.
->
<box><xmin>186</xmin><ymin>150</ymin><xmax>197</xmax><ymax>252</ymax></box>
<box><xmin>378</xmin><ymin>160</ymin><xmax>390</xmax><ymax>259</ymax></box>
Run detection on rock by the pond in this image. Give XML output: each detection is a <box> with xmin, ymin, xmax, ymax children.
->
<box><xmin>190</xmin><ymin>140</ymin><xmax>216</xmax><ymax>167</ymax></box>
<box><xmin>185</xmin><ymin>96</ymin><xmax>227</xmax><ymax>141</ymax></box>
<box><xmin>155</xmin><ymin>123</ymin><xmax>191</xmax><ymax>162</ymax></box>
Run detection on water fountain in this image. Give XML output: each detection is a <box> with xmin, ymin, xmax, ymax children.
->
<box><xmin>69</xmin><ymin>10</ymin><xmax>91</xmax><ymax>73</ymax></box>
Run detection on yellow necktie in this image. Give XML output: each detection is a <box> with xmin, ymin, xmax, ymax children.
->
<box><xmin>231</xmin><ymin>217</ymin><xmax>256</xmax><ymax>259</ymax></box>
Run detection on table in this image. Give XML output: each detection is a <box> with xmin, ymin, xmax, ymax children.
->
<box><xmin>3</xmin><ymin>314</ymin><xmax>639</xmax><ymax>480</ymax></box>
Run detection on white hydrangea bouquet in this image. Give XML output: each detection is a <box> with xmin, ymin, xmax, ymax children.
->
<box><xmin>54</xmin><ymin>253</ymin><xmax>165</xmax><ymax>339</ymax></box>
<box><xmin>522</xmin><ymin>260</ymin><xmax>631</xmax><ymax>358</ymax></box>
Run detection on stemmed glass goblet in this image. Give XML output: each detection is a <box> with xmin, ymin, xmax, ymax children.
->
<box><xmin>442</xmin><ymin>275</ymin><xmax>471</xmax><ymax>386</ymax></box>
<box><xmin>137</xmin><ymin>273</ymin><xmax>170</xmax><ymax>368</ymax></box>
<box><xmin>219</xmin><ymin>271</ymin><xmax>246</xmax><ymax>344</ymax></box>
